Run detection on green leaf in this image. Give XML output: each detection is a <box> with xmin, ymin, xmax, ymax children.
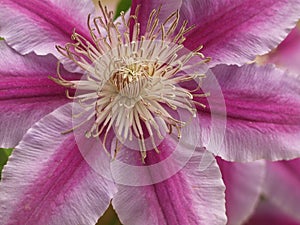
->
<box><xmin>114</xmin><ymin>0</ymin><xmax>132</xmax><ymax>19</ymax></box>
<box><xmin>0</xmin><ymin>148</ymin><xmax>13</xmax><ymax>180</ymax></box>
<box><xmin>0</xmin><ymin>37</ymin><xmax>4</xmax><ymax>40</ymax></box>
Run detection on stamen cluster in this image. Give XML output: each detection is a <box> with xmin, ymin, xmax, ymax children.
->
<box><xmin>52</xmin><ymin>3</ymin><xmax>209</xmax><ymax>162</ymax></box>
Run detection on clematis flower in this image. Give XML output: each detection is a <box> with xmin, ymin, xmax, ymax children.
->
<box><xmin>1</xmin><ymin>1</ymin><xmax>300</xmax><ymax>225</ymax></box>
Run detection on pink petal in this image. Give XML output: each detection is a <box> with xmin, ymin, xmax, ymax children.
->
<box><xmin>112</xmin><ymin>144</ymin><xmax>227</xmax><ymax>225</ymax></box>
<box><xmin>0</xmin><ymin>41</ymin><xmax>74</xmax><ymax>148</ymax></box>
<box><xmin>263</xmin><ymin>159</ymin><xmax>300</xmax><ymax>222</ymax></box>
<box><xmin>200</xmin><ymin>63</ymin><xmax>300</xmax><ymax>161</ymax></box>
<box><xmin>217</xmin><ymin>158</ymin><xmax>265</xmax><ymax>225</ymax></box>
<box><xmin>245</xmin><ymin>200</ymin><xmax>300</xmax><ymax>225</ymax></box>
<box><xmin>0</xmin><ymin>103</ymin><xmax>117</xmax><ymax>225</ymax></box>
<box><xmin>179</xmin><ymin>0</ymin><xmax>300</xmax><ymax>66</ymax></box>
<box><xmin>0</xmin><ymin>0</ymin><xmax>95</xmax><ymax>57</ymax></box>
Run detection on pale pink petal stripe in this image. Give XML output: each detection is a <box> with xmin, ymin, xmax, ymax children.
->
<box><xmin>0</xmin><ymin>103</ymin><xmax>117</xmax><ymax>225</ymax></box>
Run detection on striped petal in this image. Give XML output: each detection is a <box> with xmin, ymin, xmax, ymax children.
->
<box><xmin>0</xmin><ymin>0</ymin><xmax>95</xmax><ymax>57</ymax></box>
<box><xmin>0</xmin><ymin>41</ymin><xmax>73</xmax><ymax>148</ymax></box>
<box><xmin>0</xmin><ymin>103</ymin><xmax>117</xmax><ymax>225</ymax></box>
<box><xmin>200</xmin><ymin>63</ymin><xmax>300</xmax><ymax>161</ymax></box>
<box><xmin>112</xmin><ymin>140</ymin><xmax>226</xmax><ymax>225</ymax></box>
<box><xmin>178</xmin><ymin>0</ymin><xmax>300</xmax><ymax>66</ymax></box>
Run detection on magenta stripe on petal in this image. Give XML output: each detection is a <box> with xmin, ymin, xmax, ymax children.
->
<box><xmin>1</xmin><ymin>76</ymin><xmax>65</xmax><ymax>100</ymax></box>
<box><xmin>0</xmin><ymin>103</ymin><xmax>117</xmax><ymax>225</ymax></box>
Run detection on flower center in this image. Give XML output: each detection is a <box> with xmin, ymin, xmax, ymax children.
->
<box><xmin>111</xmin><ymin>62</ymin><xmax>152</xmax><ymax>91</ymax></box>
<box><xmin>52</xmin><ymin>3</ymin><xmax>209</xmax><ymax>162</ymax></box>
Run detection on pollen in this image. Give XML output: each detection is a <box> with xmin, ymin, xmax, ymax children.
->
<box><xmin>52</xmin><ymin>2</ymin><xmax>209</xmax><ymax>163</ymax></box>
